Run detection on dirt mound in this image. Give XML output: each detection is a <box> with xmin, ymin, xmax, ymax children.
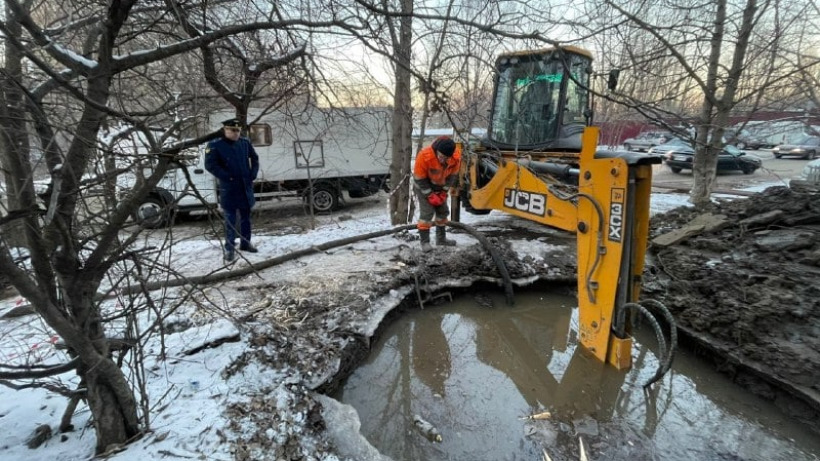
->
<box><xmin>644</xmin><ymin>186</ymin><xmax>820</xmax><ymax>427</ymax></box>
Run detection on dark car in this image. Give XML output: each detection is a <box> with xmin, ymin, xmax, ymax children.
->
<box><xmin>664</xmin><ymin>144</ymin><xmax>762</xmax><ymax>174</ymax></box>
<box><xmin>772</xmin><ymin>136</ymin><xmax>820</xmax><ymax>159</ymax></box>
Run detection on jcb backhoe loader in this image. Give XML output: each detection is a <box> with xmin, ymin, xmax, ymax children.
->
<box><xmin>456</xmin><ymin>46</ymin><xmax>673</xmax><ymax>378</ymax></box>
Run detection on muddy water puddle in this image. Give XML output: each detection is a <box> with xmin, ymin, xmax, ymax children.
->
<box><xmin>334</xmin><ymin>290</ymin><xmax>820</xmax><ymax>461</ymax></box>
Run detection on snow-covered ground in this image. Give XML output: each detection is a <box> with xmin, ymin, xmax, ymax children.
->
<box><xmin>0</xmin><ymin>184</ymin><xmax>779</xmax><ymax>461</ymax></box>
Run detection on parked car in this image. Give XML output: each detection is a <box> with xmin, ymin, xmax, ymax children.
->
<box><xmin>798</xmin><ymin>158</ymin><xmax>820</xmax><ymax>182</ymax></box>
<box><xmin>663</xmin><ymin>144</ymin><xmax>762</xmax><ymax>174</ymax></box>
<box><xmin>723</xmin><ymin>128</ymin><xmax>766</xmax><ymax>150</ymax></box>
<box><xmin>772</xmin><ymin>136</ymin><xmax>820</xmax><ymax>159</ymax></box>
<box><xmin>790</xmin><ymin>158</ymin><xmax>820</xmax><ymax>191</ymax></box>
<box><xmin>622</xmin><ymin>131</ymin><xmax>673</xmax><ymax>152</ymax></box>
<box><xmin>648</xmin><ymin>137</ymin><xmax>691</xmax><ymax>156</ymax></box>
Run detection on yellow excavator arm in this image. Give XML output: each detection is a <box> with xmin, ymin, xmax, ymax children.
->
<box><xmin>460</xmin><ymin>127</ymin><xmax>659</xmax><ymax>369</ymax></box>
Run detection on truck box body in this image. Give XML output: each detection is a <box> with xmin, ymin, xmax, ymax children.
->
<box><xmin>133</xmin><ymin>106</ymin><xmax>392</xmax><ymax>226</ymax></box>
<box><xmin>234</xmin><ymin>106</ymin><xmax>392</xmax><ymax>183</ymax></box>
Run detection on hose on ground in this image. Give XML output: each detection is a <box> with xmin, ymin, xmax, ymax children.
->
<box><xmin>118</xmin><ymin>221</ymin><xmax>515</xmax><ymax>309</ymax></box>
<box><xmin>447</xmin><ymin>221</ymin><xmax>515</xmax><ymax>306</ymax></box>
<box><xmin>118</xmin><ymin>224</ymin><xmax>417</xmax><ymax>296</ymax></box>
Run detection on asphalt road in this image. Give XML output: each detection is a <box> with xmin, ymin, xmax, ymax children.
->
<box><xmin>651</xmin><ymin>149</ymin><xmax>809</xmax><ymax>192</ymax></box>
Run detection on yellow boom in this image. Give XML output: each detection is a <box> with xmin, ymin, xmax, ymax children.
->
<box><xmin>460</xmin><ymin>127</ymin><xmax>659</xmax><ymax>368</ymax></box>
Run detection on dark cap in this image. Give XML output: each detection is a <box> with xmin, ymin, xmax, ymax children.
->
<box><xmin>432</xmin><ymin>136</ymin><xmax>456</xmax><ymax>157</ymax></box>
<box><xmin>221</xmin><ymin>118</ymin><xmax>242</xmax><ymax>129</ymax></box>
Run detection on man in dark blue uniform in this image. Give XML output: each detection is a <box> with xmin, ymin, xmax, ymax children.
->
<box><xmin>205</xmin><ymin>118</ymin><xmax>260</xmax><ymax>263</ymax></box>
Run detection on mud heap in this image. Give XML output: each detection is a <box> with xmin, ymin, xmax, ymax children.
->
<box><xmin>644</xmin><ymin>186</ymin><xmax>820</xmax><ymax>431</ymax></box>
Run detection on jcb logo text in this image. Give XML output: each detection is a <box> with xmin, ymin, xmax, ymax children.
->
<box><xmin>503</xmin><ymin>189</ymin><xmax>546</xmax><ymax>216</ymax></box>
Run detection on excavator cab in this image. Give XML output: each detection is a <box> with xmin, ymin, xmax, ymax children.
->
<box><xmin>484</xmin><ymin>46</ymin><xmax>593</xmax><ymax>152</ymax></box>
<box><xmin>458</xmin><ymin>46</ymin><xmax>670</xmax><ymax>375</ymax></box>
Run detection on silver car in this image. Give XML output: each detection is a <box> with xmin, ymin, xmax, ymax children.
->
<box><xmin>772</xmin><ymin>136</ymin><xmax>820</xmax><ymax>159</ymax></box>
<box><xmin>790</xmin><ymin>157</ymin><xmax>820</xmax><ymax>191</ymax></box>
<box><xmin>648</xmin><ymin>137</ymin><xmax>690</xmax><ymax>155</ymax></box>
<box><xmin>622</xmin><ymin>131</ymin><xmax>673</xmax><ymax>152</ymax></box>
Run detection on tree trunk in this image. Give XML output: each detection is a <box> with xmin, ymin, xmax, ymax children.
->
<box><xmin>388</xmin><ymin>0</ymin><xmax>414</xmax><ymax>225</ymax></box>
<box><xmin>65</xmin><ymin>280</ymin><xmax>140</xmax><ymax>453</ymax></box>
<box><xmin>690</xmin><ymin>0</ymin><xmax>755</xmax><ymax>207</ymax></box>
<box><xmin>689</xmin><ymin>0</ymin><xmax>727</xmax><ymax>206</ymax></box>
<box><xmin>84</xmin><ymin>361</ymin><xmax>141</xmax><ymax>452</ymax></box>
<box><xmin>0</xmin><ymin>5</ymin><xmax>33</xmax><ymax>247</ymax></box>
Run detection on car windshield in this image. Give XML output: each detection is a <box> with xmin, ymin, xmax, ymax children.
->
<box><xmin>663</xmin><ymin>137</ymin><xmax>687</xmax><ymax>146</ymax></box>
<box><xmin>724</xmin><ymin>144</ymin><xmax>742</xmax><ymax>155</ymax></box>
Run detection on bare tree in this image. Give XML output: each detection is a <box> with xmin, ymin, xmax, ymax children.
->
<box><xmin>575</xmin><ymin>0</ymin><xmax>820</xmax><ymax>204</ymax></box>
<box><xmin>0</xmin><ymin>0</ymin><xmax>354</xmax><ymax>452</ymax></box>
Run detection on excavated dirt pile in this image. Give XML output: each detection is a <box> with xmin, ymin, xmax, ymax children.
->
<box><xmin>643</xmin><ymin>186</ymin><xmax>820</xmax><ymax>430</ymax></box>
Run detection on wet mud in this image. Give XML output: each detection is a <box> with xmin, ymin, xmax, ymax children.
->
<box><xmin>643</xmin><ymin>186</ymin><xmax>820</xmax><ymax>430</ymax></box>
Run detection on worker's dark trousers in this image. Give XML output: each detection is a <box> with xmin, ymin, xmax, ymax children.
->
<box><xmin>224</xmin><ymin>207</ymin><xmax>252</xmax><ymax>251</ymax></box>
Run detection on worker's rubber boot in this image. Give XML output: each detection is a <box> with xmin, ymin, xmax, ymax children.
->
<box><xmin>435</xmin><ymin>226</ymin><xmax>456</xmax><ymax>247</ymax></box>
<box><xmin>419</xmin><ymin>230</ymin><xmax>433</xmax><ymax>253</ymax></box>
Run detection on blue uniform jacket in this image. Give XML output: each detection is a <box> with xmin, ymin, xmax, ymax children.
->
<box><xmin>204</xmin><ymin>136</ymin><xmax>260</xmax><ymax>210</ymax></box>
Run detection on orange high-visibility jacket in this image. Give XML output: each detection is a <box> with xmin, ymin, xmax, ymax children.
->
<box><xmin>413</xmin><ymin>144</ymin><xmax>462</xmax><ymax>193</ymax></box>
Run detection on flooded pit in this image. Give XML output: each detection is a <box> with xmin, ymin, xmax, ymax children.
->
<box><xmin>334</xmin><ymin>289</ymin><xmax>820</xmax><ymax>461</ymax></box>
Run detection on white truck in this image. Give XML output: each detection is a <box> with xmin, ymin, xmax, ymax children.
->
<box><xmin>131</xmin><ymin>106</ymin><xmax>392</xmax><ymax>227</ymax></box>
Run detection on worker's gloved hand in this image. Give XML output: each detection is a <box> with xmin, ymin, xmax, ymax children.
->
<box><xmin>427</xmin><ymin>191</ymin><xmax>448</xmax><ymax>207</ymax></box>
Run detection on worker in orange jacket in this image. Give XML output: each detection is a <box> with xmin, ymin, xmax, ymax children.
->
<box><xmin>413</xmin><ymin>136</ymin><xmax>461</xmax><ymax>252</ymax></box>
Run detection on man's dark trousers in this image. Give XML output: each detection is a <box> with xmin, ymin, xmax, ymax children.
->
<box><xmin>224</xmin><ymin>207</ymin><xmax>252</xmax><ymax>251</ymax></box>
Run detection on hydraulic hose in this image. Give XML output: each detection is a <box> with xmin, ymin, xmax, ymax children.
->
<box><xmin>547</xmin><ymin>185</ymin><xmax>606</xmax><ymax>304</ymax></box>
<box><xmin>447</xmin><ymin>221</ymin><xmax>515</xmax><ymax>306</ymax></box>
<box><xmin>623</xmin><ymin>301</ymin><xmax>668</xmax><ymax>389</ymax></box>
<box><xmin>623</xmin><ymin>299</ymin><xmax>678</xmax><ymax>388</ymax></box>
<box><xmin>640</xmin><ymin>299</ymin><xmax>678</xmax><ymax>376</ymax></box>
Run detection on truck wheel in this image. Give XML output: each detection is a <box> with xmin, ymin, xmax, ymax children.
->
<box><xmin>670</xmin><ymin>167</ymin><xmax>682</xmax><ymax>174</ymax></box>
<box><xmin>307</xmin><ymin>184</ymin><xmax>339</xmax><ymax>213</ymax></box>
<box><xmin>134</xmin><ymin>195</ymin><xmax>172</xmax><ymax>228</ymax></box>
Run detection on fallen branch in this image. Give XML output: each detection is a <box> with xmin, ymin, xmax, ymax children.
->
<box><xmin>0</xmin><ymin>358</ymin><xmax>80</xmax><ymax>380</ymax></box>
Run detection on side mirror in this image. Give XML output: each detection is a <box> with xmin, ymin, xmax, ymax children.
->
<box><xmin>607</xmin><ymin>69</ymin><xmax>620</xmax><ymax>91</ymax></box>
